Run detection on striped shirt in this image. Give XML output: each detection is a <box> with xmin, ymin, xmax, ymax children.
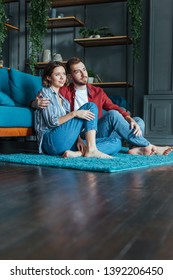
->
<box><xmin>34</xmin><ymin>87</ymin><xmax>70</xmax><ymax>153</ymax></box>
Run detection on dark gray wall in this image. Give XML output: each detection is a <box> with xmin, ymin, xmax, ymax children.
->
<box><xmin>144</xmin><ymin>0</ymin><xmax>173</xmax><ymax>145</ymax></box>
<box><xmin>4</xmin><ymin>0</ymin><xmax>149</xmax><ymax>118</ymax></box>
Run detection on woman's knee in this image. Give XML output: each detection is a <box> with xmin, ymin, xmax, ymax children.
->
<box><xmin>84</xmin><ymin>102</ymin><xmax>98</xmax><ymax>113</ymax></box>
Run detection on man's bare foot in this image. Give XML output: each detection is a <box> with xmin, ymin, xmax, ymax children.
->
<box><xmin>84</xmin><ymin>149</ymin><xmax>112</xmax><ymax>158</ymax></box>
<box><xmin>128</xmin><ymin>145</ymin><xmax>173</xmax><ymax>156</ymax></box>
<box><xmin>156</xmin><ymin>146</ymin><xmax>173</xmax><ymax>155</ymax></box>
<box><xmin>62</xmin><ymin>150</ymin><xmax>83</xmax><ymax>158</ymax></box>
<box><xmin>128</xmin><ymin>144</ymin><xmax>158</xmax><ymax>156</ymax></box>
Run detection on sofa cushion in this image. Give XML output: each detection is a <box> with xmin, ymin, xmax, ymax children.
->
<box><xmin>0</xmin><ymin>91</ymin><xmax>15</xmax><ymax>106</ymax></box>
<box><xmin>9</xmin><ymin>68</ymin><xmax>42</xmax><ymax>106</ymax></box>
<box><xmin>0</xmin><ymin>68</ymin><xmax>11</xmax><ymax>96</ymax></box>
<box><xmin>0</xmin><ymin>106</ymin><xmax>34</xmax><ymax>127</ymax></box>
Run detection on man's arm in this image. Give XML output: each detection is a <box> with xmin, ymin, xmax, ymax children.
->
<box><xmin>101</xmin><ymin>89</ymin><xmax>142</xmax><ymax>136</ymax></box>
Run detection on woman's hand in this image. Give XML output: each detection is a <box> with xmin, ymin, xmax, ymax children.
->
<box><xmin>77</xmin><ymin>136</ymin><xmax>87</xmax><ymax>155</ymax></box>
<box><xmin>74</xmin><ymin>110</ymin><xmax>95</xmax><ymax>120</ymax></box>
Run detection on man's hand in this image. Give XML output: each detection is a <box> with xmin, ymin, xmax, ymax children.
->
<box><xmin>130</xmin><ymin>120</ymin><xmax>142</xmax><ymax>136</ymax></box>
<box><xmin>31</xmin><ymin>92</ymin><xmax>50</xmax><ymax>109</ymax></box>
<box><xmin>125</xmin><ymin>116</ymin><xmax>142</xmax><ymax>136</ymax></box>
<box><xmin>77</xmin><ymin>136</ymin><xmax>86</xmax><ymax>155</ymax></box>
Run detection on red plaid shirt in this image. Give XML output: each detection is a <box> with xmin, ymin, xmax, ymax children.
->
<box><xmin>60</xmin><ymin>83</ymin><xmax>130</xmax><ymax>119</ymax></box>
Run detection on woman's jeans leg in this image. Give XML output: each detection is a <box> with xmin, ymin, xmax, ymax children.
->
<box><xmin>42</xmin><ymin>102</ymin><xmax>98</xmax><ymax>155</ymax></box>
<box><xmin>97</xmin><ymin>110</ymin><xmax>150</xmax><ymax>147</ymax></box>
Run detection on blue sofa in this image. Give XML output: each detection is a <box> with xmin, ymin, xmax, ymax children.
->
<box><xmin>0</xmin><ymin>67</ymin><xmax>42</xmax><ymax>137</ymax></box>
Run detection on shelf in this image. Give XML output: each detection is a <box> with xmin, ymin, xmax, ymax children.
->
<box><xmin>74</xmin><ymin>36</ymin><xmax>132</xmax><ymax>47</ymax></box>
<box><xmin>52</xmin><ymin>0</ymin><xmax>127</xmax><ymax>8</ymax></box>
<box><xmin>92</xmin><ymin>82</ymin><xmax>133</xmax><ymax>88</ymax></box>
<box><xmin>48</xmin><ymin>17</ymin><xmax>84</xmax><ymax>29</ymax></box>
<box><xmin>4</xmin><ymin>23</ymin><xmax>19</xmax><ymax>31</ymax></box>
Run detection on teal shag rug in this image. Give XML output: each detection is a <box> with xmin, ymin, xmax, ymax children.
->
<box><xmin>1</xmin><ymin>150</ymin><xmax>173</xmax><ymax>173</ymax></box>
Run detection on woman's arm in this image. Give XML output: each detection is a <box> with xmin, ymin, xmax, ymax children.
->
<box><xmin>58</xmin><ymin>110</ymin><xmax>95</xmax><ymax>125</ymax></box>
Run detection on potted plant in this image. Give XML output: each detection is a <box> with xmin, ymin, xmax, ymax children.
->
<box><xmin>0</xmin><ymin>0</ymin><xmax>7</xmax><ymax>64</ymax></box>
<box><xmin>79</xmin><ymin>27</ymin><xmax>94</xmax><ymax>38</ymax></box>
<box><xmin>127</xmin><ymin>0</ymin><xmax>142</xmax><ymax>60</ymax></box>
<box><xmin>28</xmin><ymin>0</ymin><xmax>50</xmax><ymax>74</ymax></box>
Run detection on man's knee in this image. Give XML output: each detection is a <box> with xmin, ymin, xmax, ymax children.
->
<box><xmin>105</xmin><ymin>110</ymin><xmax>121</xmax><ymax>119</ymax></box>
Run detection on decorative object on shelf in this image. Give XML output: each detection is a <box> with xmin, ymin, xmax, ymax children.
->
<box><xmin>57</xmin><ymin>13</ymin><xmax>64</xmax><ymax>18</ymax></box>
<box><xmin>0</xmin><ymin>59</ymin><xmax>3</xmax><ymax>67</ymax></box>
<box><xmin>94</xmin><ymin>74</ymin><xmax>103</xmax><ymax>83</ymax></box>
<box><xmin>52</xmin><ymin>53</ymin><xmax>63</xmax><ymax>62</ymax></box>
<box><xmin>79</xmin><ymin>26</ymin><xmax>114</xmax><ymax>38</ymax></box>
<box><xmin>28</xmin><ymin>0</ymin><xmax>51</xmax><ymax>74</ymax></box>
<box><xmin>50</xmin><ymin>8</ymin><xmax>56</xmax><ymax>18</ymax></box>
<box><xmin>127</xmin><ymin>0</ymin><xmax>142</xmax><ymax>60</ymax></box>
<box><xmin>0</xmin><ymin>0</ymin><xmax>7</xmax><ymax>60</ymax></box>
<box><xmin>43</xmin><ymin>49</ymin><xmax>51</xmax><ymax>62</ymax></box>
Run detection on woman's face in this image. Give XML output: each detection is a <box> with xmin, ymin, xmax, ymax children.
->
<box><xmin>48</xmin><ymin>66</ymin><xmax>66</xmax><ymax>88</ymax></box>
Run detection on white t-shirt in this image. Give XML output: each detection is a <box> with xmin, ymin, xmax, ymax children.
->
<box><xmin>74</xmin><ymin>88</ymin><xmax>88</xmax><ymax>110</ymax></box>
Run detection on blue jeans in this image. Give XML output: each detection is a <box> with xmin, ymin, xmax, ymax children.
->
<box><xmin>97</xmin><ymin>110</ymin><xmax>150</xmax><ymax>147</ymax></box>
<box><xmin>42</xmin><ymin>103</ymin><xmax>122</xmax><ymax>156</ymax></box>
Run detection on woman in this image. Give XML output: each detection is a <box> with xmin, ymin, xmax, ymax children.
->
<box><xmin>34</xmin><ymin>61</ymin><xmax>121</xmax><ymax>158</ymax></box>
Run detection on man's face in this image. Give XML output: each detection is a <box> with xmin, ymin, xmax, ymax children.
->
<box><xmin>69</xmin><ymin>62</ymin><xmax>88</xmax><ymax>86</ymax></box>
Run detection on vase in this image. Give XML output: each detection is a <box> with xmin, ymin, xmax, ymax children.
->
<box><xmin>0</xmin><ymin>60</ymin><xmax>3</xmax><ymax>67</ymax></box>
<box><xmin>43</xmin><ymin>49</ymin><xmax>51</xmax><ymax>62</ymax></box>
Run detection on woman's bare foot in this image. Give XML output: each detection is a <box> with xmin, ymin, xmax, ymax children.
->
<box><xmin>62</xmin><ymin>150</ymin><xmax>83</xmax><ymax>158</ymax></box>
<box><xmin>84</xmin><ymin>149</ymin><xmax>112</xmax><ymax>158</ymax></box>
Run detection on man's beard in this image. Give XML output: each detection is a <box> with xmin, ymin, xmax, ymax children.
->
<box><xmin>73</xmin><ymin>76</ymin><xmax>88</xmax><ymax>86</ymax></box>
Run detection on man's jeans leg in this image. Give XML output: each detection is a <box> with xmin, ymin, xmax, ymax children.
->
<box><xmin>97</xmin><ymin>110</ymin><xmax>150</xmax><ymax>147</ymax></box>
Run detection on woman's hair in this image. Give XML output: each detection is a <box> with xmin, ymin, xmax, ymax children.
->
<box><xmin>42</xmin><ymin>61</ymin><xmax>66</xmax><ymax>88</ymax></box>
<box><xmin>66</xmin><ymin>57</ymin><xmax>83</xmax><ymax>74</ymax></box>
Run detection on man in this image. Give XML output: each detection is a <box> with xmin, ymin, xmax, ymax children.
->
<box><xmin>31</xmin><ymin>57</ymin><xmax>172</xmax><ymax>155</ymax></box>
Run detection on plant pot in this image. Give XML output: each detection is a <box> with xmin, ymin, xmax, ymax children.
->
<box><xmin>88</xmin><ymin>77</ymin><xmax>94</xmax><ymax>83</ymax></box>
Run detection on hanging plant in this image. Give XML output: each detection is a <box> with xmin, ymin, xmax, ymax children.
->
<box><xmin>127</xmin><ymin>0</ymin><xmax>142</xmax><ymax>61</ymax></box>
<box><xmin>28</xmin><ymin>0</ymin><xmax>50</xmax><ymax>74</ymax></box>
<box><xmin>0</xmin><ymin>0</ymin><xmax>7</xmax><ymax>60</ymax></box>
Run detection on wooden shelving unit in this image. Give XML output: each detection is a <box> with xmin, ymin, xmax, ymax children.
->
<box><xmin>48</xmin><ymin>16</ymin><xmax>84</xmax><ymax>29</ymax></box>
<box><xmin>26</xmin><ymin>0</ymin><xmax>134</xmax><ymax>109</ymax></box>
<box><xmin>70</xmin><ymin>0</ymin><xmax>134</xmax><ymax>112</ymax></box>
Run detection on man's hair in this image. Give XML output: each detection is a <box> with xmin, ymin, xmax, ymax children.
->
<box><xmin>42</xmin><ymin>61</ymin><xmax>66</xmax><ymax>87</ymax></box>
<box><xmin>66</xmin><ymin>57</ymin><xmax>83</xmax><ymax>74</ymax></box>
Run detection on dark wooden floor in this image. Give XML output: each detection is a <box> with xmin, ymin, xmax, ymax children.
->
<box><xmin>1</xmin><ymin>138</ymin><xmax>173</xmax><ymax>260</ymax></box>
